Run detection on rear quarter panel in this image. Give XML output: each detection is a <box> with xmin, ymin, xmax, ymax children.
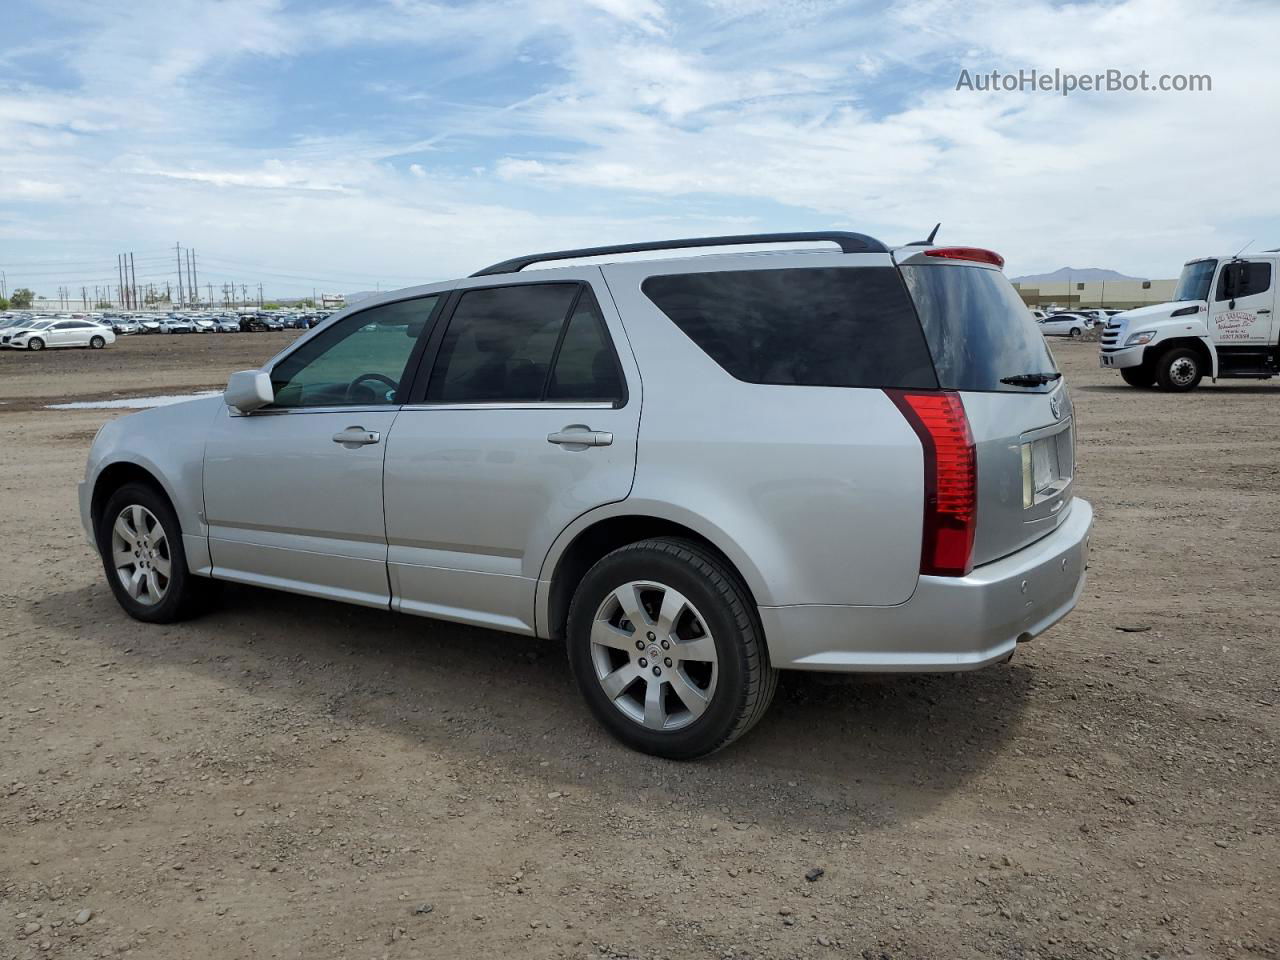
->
<box><xmin>601</xmin><ymin>253</ymin><xmax>924</xmax><ymax>606</ymax></box>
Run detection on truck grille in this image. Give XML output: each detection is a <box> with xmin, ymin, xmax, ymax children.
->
<box><xmin>1099</xmin><ymin>321</ymin><xmax>1122</xmax><ymax>352</ymax></box>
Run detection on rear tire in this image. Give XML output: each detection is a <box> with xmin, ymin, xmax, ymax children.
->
<box><xmin>90</xmin><ymin>335</ymin><xmax>106</xmax><ymax>349</ymax></box>
<box><xmin>566</xmin><ymin>537</ymin><xmax>777</xmax><ymax>760</ymax></box>
<box><xmin>1155</xmin><ymin>347</ymin><xmax>1203</xmax><ymax>392</ymax></box>
<box><xmin>96</xmin><ymin>482</ymin><xmax>210</xmax><ymax>623</ymax></box>
<box><xmin>1120</xmin><ymin>365</ymin><xmax>1156</xmax><ymax>388</ymax></box>
<box><xmin>27</xmin><ymin>338</ymin><xmax>45</xmax><ymax>351</ymax></box>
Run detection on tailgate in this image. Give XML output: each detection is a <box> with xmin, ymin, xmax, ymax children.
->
<box><xmin>962</xmin><ymin>388</ymin><xmax>1074</xmax><ymax>565</ymax></box>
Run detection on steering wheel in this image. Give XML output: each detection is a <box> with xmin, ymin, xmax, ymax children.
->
<box><xmin>346</xmin><ymin>372</ymin><xmax>399</xmax><ymax>404</ymax></box>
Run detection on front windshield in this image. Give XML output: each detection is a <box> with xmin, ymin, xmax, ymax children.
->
<box><xmin>1174</xmin><ymin>260</ymin><xmax>1217</xmax><ymax>301</ymax></box>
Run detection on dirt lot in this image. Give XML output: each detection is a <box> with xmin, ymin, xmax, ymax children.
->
<box><xmin>1</xmin><ymin>334</ymin><xmax>1276</xmax><ymax>960</ymax></box>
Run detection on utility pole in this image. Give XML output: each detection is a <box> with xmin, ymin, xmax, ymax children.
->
<box><xmin>117</xmin><ymin>255</ymin><xmax>124</xmax><ymax>308</ymax></box>
<box><xmin>129</xmin><ymin>253</ymin><xmax>138</xmax><ymax>313</ymax></box>
<box><xmin>186</xmin><ymin>249</ymin><xmax>195</xmax><ymax>306</ymax></box>
<box><xmin>257</xmin><ymin>283</ymin><xmax>263</xmax><ymax>307</ymax></box>
<box><xmin>82</xmin><ymin>286</ymin><xmax>88</xmax><ymax>309</ymax></box>
<box><xmin>175</xmin><ymin>242</ymin><xmax>185</xmax><ymax>307</ymax></box>
<box><xmin>206</xmin><ymin>283</ymin><xmax>212</xmax><ymax>304</ymax></box>
<box><xmin>191</xmin><ymin>249</ymin><xmax>199</xmax><ymax>305</ymax></box>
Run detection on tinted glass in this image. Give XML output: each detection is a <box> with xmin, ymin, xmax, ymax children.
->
<box><xmin>547</xmin><ymin>289</ymin><xmax>624</xmax><ymax>402</ymax></box>
<box><xmin>1174</xmin><ymin>260</ymin><xmax>1217</xmax><ymax>301</ymax></box>
<box><xmin>426</xmin><ymin>284</ymin><xmax>579</xmax><ymax>403</ymax></box>
<box><xmin>900</xmin><ymin>264</ymin><xmax>1059</xmax><ymax>393</ymax></box>
<box><xmin>1215</xmin><ymin>261</ymin><xmax>1272</xmax><ymax>301</ymax></box>
<box><xmin>641</xmin><ymin>267</ymin><xmax>936</xmax><ymax>388</ymax></box>
<box><xmin>270</xmin><ymin>296</ymin><xmax>438</xmax><ymax>408</ymax></box>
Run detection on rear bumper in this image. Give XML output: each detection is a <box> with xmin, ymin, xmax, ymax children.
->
<box><xmin>760</xmin><ymin>498</ymin><xmax>1092</xmax><ymax>672</ymax></box>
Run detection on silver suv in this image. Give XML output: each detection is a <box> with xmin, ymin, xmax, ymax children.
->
<box><xmin>80</xmin><ymin>232</ymin><xmax>1092</xmax><ymax>759</ymax></box>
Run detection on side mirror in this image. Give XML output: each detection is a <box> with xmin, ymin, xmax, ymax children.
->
<box><xmin>224</xmin><ymin>369</ymin><xmax>274</xmax><ymax>413</ymax></box>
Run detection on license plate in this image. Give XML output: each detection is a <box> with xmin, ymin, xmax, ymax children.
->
<box><xmin>1031</xmin><ymin>436</ymin><xmax>1061</xmax><ymax>492</ymax></box>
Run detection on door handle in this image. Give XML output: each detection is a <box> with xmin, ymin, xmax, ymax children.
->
<box><xmin>332</xmin><ymin>426</ymin><xmax>381</xmax><ymax>447</ymax></box>
<box><xmin>547</xmin><ymin>426</ymin><xmax>613</xmax><ymax>448</ymax></box>
<box><xmin>1258</xmin><ymin>308</ymin><xmax>1271</xmax><ymax>314</ymax></box>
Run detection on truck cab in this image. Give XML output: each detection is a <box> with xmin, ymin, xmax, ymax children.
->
<box><xmin>1099</xmin><ymin>253</ymin><xmax>1278</xmax><ymax>390</ymax></box>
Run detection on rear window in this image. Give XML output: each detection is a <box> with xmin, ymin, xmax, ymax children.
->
<box><xmin>899</xmin><ymin>264</ymin><xmax>1059</xmax><ymax>393</ymax></box>
<box><xmin>641</xmin><ymin>267</ymin><xmax>937</xmax><ymax>389</ymax></box>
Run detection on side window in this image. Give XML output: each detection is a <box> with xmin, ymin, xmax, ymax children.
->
<box><xmin>425</xmin><ymin>283</ymin><xmax>605</xmax><ymax>404</ymax></box>
<box><xmin>269</xmin><ymin>296</ymin><xmax>438</xmax><ymax>408</ymax></box>
<box><xmin>643</xmin><ymin>267</ymin><xmax>937</xmax><ymax>389</ymax></box>
<box><xmin>547</xmin><ymin>289</ymin><xmax>624</xmax><ymax>402</ymax></box>
<box><xmin>1216</xmin><ymin>262</ymin><xmax>1273</xmax><ymax>301</ymax></box>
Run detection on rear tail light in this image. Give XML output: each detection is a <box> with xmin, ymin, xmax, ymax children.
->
<box><xmin>923</xmin><ymin>247</ymin><xmax>1005</xmax><ymax>268</ymax></box>
<box><xmin>886</xmin><ymin>390</ymin><xmax>977</xmax><ymax>577</ymax></box>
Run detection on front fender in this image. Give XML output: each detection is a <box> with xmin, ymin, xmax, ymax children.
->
<box><xmin>83</xmin><ymin>397</ymin><xmax>224</xmax><ymax>574</ymax></box>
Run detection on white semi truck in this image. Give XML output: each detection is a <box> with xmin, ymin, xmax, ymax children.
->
<box><xmin>1099</xmin><ymin>252</ymin><xmax>1278</xmax><ymax>391</ymax></box>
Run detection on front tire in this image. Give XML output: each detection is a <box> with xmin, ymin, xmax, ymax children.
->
<box><xmin>1069</xmin><ymin>327</ymin><xmax>1082</xmax><ymax>338</ymax></box>
<box><xmin>27</xmin><ymin>338</ymin><xmax>45</xmax><ymax>351</ymax></box>
<box><xmin>96</xmin><ymin>482</ymin><xmax>208</xmax><ymax>623</ymax></box>
<box><xmin>566</xmin><ymin>538</ymin><xmax>777</xmax><ymax>760</ymax></box>
<box><xmin>90</xmin><ymin>335</ymin><xmax>106</xmax><ymax>349</ymax></box>
<box><xmin>1120</xmin><ymin>365</ymin><xmax>1156</xmax><ymax>388</ymax></box>
<box><xmin>1155</xmin><ymin>347</ymin><xmax>1203</xmax><ymax>392</ymax></box>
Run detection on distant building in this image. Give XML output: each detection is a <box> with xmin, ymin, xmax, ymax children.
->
<box><xmin>1012</xmin><ymin>278</ymin><xmax>1177</xmax><ymax>310</ymax></box>
<box><xmin>318</xmin><ymin>292</ymin><xmax>346</xmax><ymax>309</ymax></box>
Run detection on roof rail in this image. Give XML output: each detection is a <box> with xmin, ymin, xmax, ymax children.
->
<box><xmin>469</xmin><ymin>231</ymin><xmax>888</xmax><ymax>277</ymax></box>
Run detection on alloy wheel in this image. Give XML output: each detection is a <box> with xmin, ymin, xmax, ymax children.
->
<box><xmin>589</xmin><ymin>580</ymin><xmax>718</xmax><ymax>731</ymax></box>
<box><xmin>110</xmin><ymin>504</ymin><xmax>171</xmax><ymax>605</ymax></box>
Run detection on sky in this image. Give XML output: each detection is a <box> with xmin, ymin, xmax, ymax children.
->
<box><xmin>1</xmin><ymin>0</ymin><xmax>1277</xmax><ymax>301</ymax></box>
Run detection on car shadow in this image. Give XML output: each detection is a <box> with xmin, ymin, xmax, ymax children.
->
<box><xmin>33</xmin><ymin>580</ymin><xmax>1035</xmax><ymax>834</ymax></box>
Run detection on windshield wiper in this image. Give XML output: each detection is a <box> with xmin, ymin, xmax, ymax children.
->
<box><xmin>1000</xmin><ymin>372</ymin><xmax>1063</xmax><ymax>386</ymax></box>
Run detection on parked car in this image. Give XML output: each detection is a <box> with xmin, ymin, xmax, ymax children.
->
<box><xmin>1</xmin><ymin>318</ymin><xmax>53</xmax><ymax>347</ymax></box>
<box><xmin>1038</xmin><ymin>313</ymin><xmax>1089</xmax><ymax>338</ymax></box>
<box><xmin>214</xmin><ymin>316</ymin><xmax>241</xmax><ymax>333</ymax></box>
<box><xmin>79</xmin><ymin>231</ymin><xmax>1092</xmax><ymax>759</ymax></box>
<box><xmin>240</xmin><ymin>314</ymin><xmax>284</xmax><ymax>332</ymax></box>
<box><xmin>192</xmin><ymin>317</ymin><xmax>218</xmax><ymax>333</ymax></box>
<box><xmin>8</xmin><ymin>318</ymin><xmax>114</xmax><ymax>350</ymax></box>
<box><xmin>138</xmin><ymin>317</ymin><xmax>164</xmax><ymax>334</ymax></box>
<box><xmin>162</xmin><ymin>318</ymin><xmax>195</xmax><ymax>334</ymax></box>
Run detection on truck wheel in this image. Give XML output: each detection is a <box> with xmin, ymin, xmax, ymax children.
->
<box><xmin>1120</xmin><ymin>365</ymin><xmax>1156</xmax><ymax>388</ymax></box>
<box><xmin>1155</xmin><ymin>347</ymin><xmax>1203</xmax><ymax>392</ymax></box>
<box><xmin>566</xmin><ymin>538</ymin><xmax>777</xmax><ymax>760</ymax></box>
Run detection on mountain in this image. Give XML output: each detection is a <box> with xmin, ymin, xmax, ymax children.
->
<box><xmin>1012</xmin><ymin>267</ymin><xmax>1144</xmax><ymax>284</ymax></box>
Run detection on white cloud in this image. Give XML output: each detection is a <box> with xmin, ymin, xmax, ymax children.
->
<box><xmin>0</xmin><ymin>0</ymin><xmax>1277</xmax><ymax>294</ymax></box>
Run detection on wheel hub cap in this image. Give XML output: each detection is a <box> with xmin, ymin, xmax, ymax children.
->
<box><xmin>589</xmin><ymin>580</ymin><xmax>718</xmax><ymax>732</ymax></box>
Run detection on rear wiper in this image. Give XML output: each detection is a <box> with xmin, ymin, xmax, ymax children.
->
<box><xmin>999</xmin><ymin>372</ymin><xmax>1063</xmax><ymax>386</ymax></box>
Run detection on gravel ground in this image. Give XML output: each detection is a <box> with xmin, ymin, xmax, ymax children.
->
<box><xmin>1</xmin><ymin>333</ymin><xmax>1277</xmax><ymax>959</ymax></box>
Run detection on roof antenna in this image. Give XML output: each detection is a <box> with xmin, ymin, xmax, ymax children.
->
<box><xmin>1232</xmin><ymin>239</ymin><xmax>1255</xmax><ymax>260</ymax></box>
<box><xmin>907</xmin><ymin>223</ymin><xmax>941</xmax><ymax>246</ymax></box>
